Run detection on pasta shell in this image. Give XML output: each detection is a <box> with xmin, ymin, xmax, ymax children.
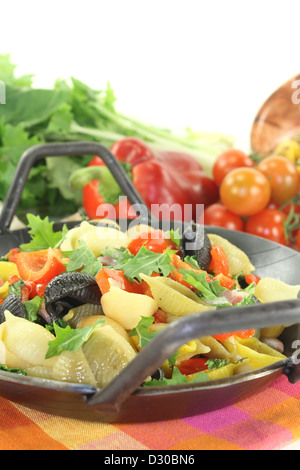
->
<box><xmin>140</xmin><ymin>274</ymin><xmax>213</xmax><ymax>322</ymax></box>
<box><xmin>101</xmin><ymin>286</ymin><xmax>158</xmax><ymax>330</ymax></box>
<box><xmin>200</xmin><ymin>336</ymin><xmax>238</xmax><ymax>361</ymax></box>
<box><xmin>63</xmin><ymin>303</ymin><xmax>103</xmax><ymax>328</ymax></box>
<box><xmin>208</xmin><ymin>233</ymin><xmax>255</xmax><ymax>275</ymax></box>
<box><xmin>27</xmin><ymin>365</ymin><xmax>53</xmax><ymax>380</ymax></box>
<box><xmin>51</xmin><ymin>348</ymin><xmax>97</xmax><ymax>385</ymax></box>
<box><xmin>82</xmin><ymin>325</ymin><xmax>137</xmax><ymax>387</ymax></box>
<box><xmin>234</xmin><ymin>336</ymin><xmax>286</xmax><ymax>370</ymax></box>
<box><xmin>76</xmin><ymin>314</ymin><xmax>136</xmax><ymax>348</ymax></box>
<box><xmin>255</xmin><ymin>277</ymin><xmax>300</xmax><ymax>303</ymax></box>
<box><xmin>3</xmin><ymin>311</ymin><xmax>56</xmax><ymax>367</ymax></box>
<box><xmin>61</xmin><ymin>221</ymin><xmax>129</xmax><ymax>256</ymax></box>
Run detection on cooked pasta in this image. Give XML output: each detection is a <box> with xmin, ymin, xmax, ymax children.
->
<box><xmin>0</xmin><ymin>217</ymin><xmax>298</xmax><ymax>388</ymax></box>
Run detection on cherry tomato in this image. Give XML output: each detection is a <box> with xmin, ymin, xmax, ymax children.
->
<box><xmin>245</xmin><ymin>208</ymin><xmax>288</xmax><ymax>245</ymax></box>
<box><xmin>203</xmin><ymin>203</ymin><xmax>245</xmax><ymax>231</ymax></box>
<box><xmin>212</xmin><ymin>149</ymin><xmax>254</xmax><ymax>186</ymax></box>
<box><xmin>220</xmin><ymin>168</ymin><xmax>271</xmax><ymax>216</ymax></box>
<box><xmin>127</xmin><ymin>230</ymin><xmax>179</xmax><ymax>255</ymax></box>
<box><xmin>256</xmin><ymin>155</ymin><xmax>299</xmax><ymax>205</ymax></box>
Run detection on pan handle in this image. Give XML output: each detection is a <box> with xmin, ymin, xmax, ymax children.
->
<box><xmin>0</xmin><ymin>141</ymin><xmax>150</xmax><ymax>233</ymax></box>
<box><xmin>85</xmin><ymin>298</ymin><xmax>300</xmax><ymax>413</ymax></box>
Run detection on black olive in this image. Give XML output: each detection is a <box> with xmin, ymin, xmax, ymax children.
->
<box><xmin>180</xmin><ymin>222</ymin><xmax>212</xmax><ymax>271</ymax></box>
<box><xmin>0</xmin><ymin>293</ymin><xmax>26</xmax><ymax>324</ymax></box>
<box><xmin>44</xmin><ymin>272</ymin><xmax>101</xmax><ymax>322</ymax></box>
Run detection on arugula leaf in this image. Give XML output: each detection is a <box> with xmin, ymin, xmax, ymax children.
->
<box><xmin>20</xmin><ymin>214</ymin><xmax>68</xmax><ymax>251</ymax></box>
<box><xmin>8</xmin><ymin>278</ymin><xmax>25</xmax><ymax>297</ymax></box>
<box><xmin>179</xmin><ymin>269</ymin><xmax>231</xmax><ymax>307</ymax></box>
<box><xmin>129</xmin><ymin>316</ymin><xmax>157</xmax><ymax>348</ymax></box>
<box><xmin>46</xmin><ymin>319</ymin><xmax>105</xmax><ymax>359</ymax></box>
<box><xmin>0</xmin><ymin>365</ymin><xmax>27</xmax><ymax>376</ymax></box>
<box><xmin>235</xmin><ymin>283</ymin><xmax>257</xmax><ymax>306</ymax></box>
<box><xmin>65</xmin><ymin>240</ymin><xmax>102</xmax><ymax>275</ymax></box>
<box><xmin>205</xmin><ymin>358</ymin><xmax>230</xmax><ymax>370</ymax></box>
<box><xmin>121</xmin><ymin>246</ymin><xmax>176</xmax><ymax>282</ymax></box>
<box><xmin>143</xmin><ymin>366</ymin><xmax>209</xmax><ymax>387</ymax></box>
<box><xmin>23</xmin><ymin>296</ymin><xmax>44</xmax><ymax>322</ymax></box>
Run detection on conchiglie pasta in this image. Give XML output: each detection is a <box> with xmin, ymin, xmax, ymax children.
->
<box><xmin>234</xmin><ymin>336</ymin><xmax>286</xmax><ymax>370</ymax></box>
<box><xmin>60</xmin><ymin>221</ymin><xmax>129</xmax><ymax>256</ymax></box>
<box><xmin>255</xmin><ymin>278</ymin><xmax>300</xmax><ymax>303</ymax></box>
<box><xmin>3</xmin><ymin>311</ymin><xmax>57</xmax><ymax>367</ymax></box>
<box><xmin>101</xmin><ymin>286</ymin><xmax>158</xmax><ymax>330</ymax></box>
<box><xmin>76</xmin><ymin>314</ymin><xmax>136</xmax><ymax>348</ymax></box>
<box><xmin>126</xmin><ymin>224</ymin><xmax>154</xmax><ymax>239</ymax></box>
<box><xmin>140</xmin><ymin>274</ymin><xmax>213</xmax><ymax>322</ymax></box>
<box><xmin>200</xmin><ymin>336</ymin><xmax>238</xmax><ymax>361</ymax></box>
<box><xmin>51</xmin><ymin>348</ymin><xmax>97</xmax><ymax>385</ymax></box>
<box><xmin>82</xmin><ymin>325</ymin><xmax>137</xmax><ymax>387</ymax></box>
<box><xmin>208</xmin><ymin>233</ymin><xmax>255</xmax><ymax>275</ymax></box>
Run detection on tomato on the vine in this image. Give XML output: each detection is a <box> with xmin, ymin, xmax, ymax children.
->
<box><xmin>256</xmin><ymin>155</ymin><xmax>299</xmax><ymax>205</ymax></box>
<box><xmin>220</xmin><ymin>167</ymin><xmax>271</xmax><ymax>216</ymax></box>
<box><xmin>203</xmin><ymin>203</ymin><xmax>245</xmax><ymax>231</ymax></box>
<box><xmin>212</xmin><ymin>149</ymin><xmax>254</xmax><ymax>186</ymax></box>
<box><xmin>245</xmin><ymin>208</ymin><xmax>288</xmax><ymax>245</ymax></box>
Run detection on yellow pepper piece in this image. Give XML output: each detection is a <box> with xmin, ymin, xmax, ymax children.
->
<box><xmin>0</xmin><ymin>261</ymin><xmax>19</xmax><ymax>282</ymax></box>
<box><xmin>0</xmin><ymin>282</ymin><xmax>9</xmax><ymax>300</ymax></box>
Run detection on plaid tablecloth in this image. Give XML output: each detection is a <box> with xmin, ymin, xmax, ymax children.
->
<box><xmin>0</xmin><ymin>374</ymin><xmax>299</xmax><ymax>450</ymax></box>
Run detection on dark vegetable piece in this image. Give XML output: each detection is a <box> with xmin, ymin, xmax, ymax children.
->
<box><xmin>180</xmin><ymin>222</ymin><xmax>212</xmax><ymax>271</ymax></box>
<box><xmin>0</xmin><ymin>293</ymin><xmax>26</xmax><ymax>324</ymax></box>
<box><xmin>44</xmin><ymin>272</ymin><xmax>101</xmax><ymax>322</ymax></box>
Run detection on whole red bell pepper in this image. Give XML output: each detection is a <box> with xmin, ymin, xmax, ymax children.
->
<box><xmin>70</xmin><ymin>138</ymin><xmax>219</xmax><ymax>221</ymax></box>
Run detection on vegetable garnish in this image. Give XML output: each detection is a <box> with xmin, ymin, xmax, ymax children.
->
<box><xmin>19</xmin><ymin>214</ymin><xmax>68</xmax><ymax>252</ymax></box>
<box><xmin>65</xmin><ymin>240</ymin><xmax>103</xmax><ymax>276</ymax></box>
<box><xmin>116</xmin><ymin>246</ymin><xmax>177</xmax><ymax>282</ymax></box>
<box><xmin>46</xmin><ymin>319</ymin><xmax>105</xmax><ymax>359</ymax></box>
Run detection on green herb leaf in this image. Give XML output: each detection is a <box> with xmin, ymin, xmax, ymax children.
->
<box><xmin>65</xmin><ymin>240</ymin><xmax>103</xmax><ymax>275</ymax></box>
<box><xmin>23</xmin><ymin>296</ymin><xmax>44</xmax><ymax>323</ymax></box>
<box><xmin>0</xmin><ymin>364</ymin><xmax>27</xmax><ymax>376</ymax></box>
<box><xmin>8</xmin><ymin>278</ymin><xmax>25</xmax><ymax>297</ymax></box>
<box><xmin>121</xmin><ymin>246</ymin><xmax>176</xmax><ymax>282</ymax></box>
<box><xmin>129</xmin><ymin>316</ymin><xmax>157</xmax><ymax>348</ymax></box>
<box><xmin>46</xmin><ymin>319</ymin><xmax>105</xmax><ymax>359</ymax></box>
<box><xmin>20</xmin><ymin>214</ymin><xmax>67</xmax><ymax>251</ymax></box>
<box><xmin>143</xmin><ymin>366</ymin><xmax>210</xmax><ymax>387</ymax></box>
<box><xmin>179</xmin><ymin>269</ymin><xmax>231</xmax><ymax>307</ymax></box>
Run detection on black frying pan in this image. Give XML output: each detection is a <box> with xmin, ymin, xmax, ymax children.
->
<box><xmin>0</xmin><ymin>142</ymin><xmax>300</xmax><ymax>423</ymax></box>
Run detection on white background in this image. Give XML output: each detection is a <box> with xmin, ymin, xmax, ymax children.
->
<box><xmin>0</xmin><ymin>0</ymin><xmax>300</xmax><ymax>151</ymax></box>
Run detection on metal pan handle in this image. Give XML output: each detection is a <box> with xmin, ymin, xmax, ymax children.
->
<box><xmin>0</xmin><ymin>141</ymin><xmax>150</xmax><ymax>233</ymax></box>
<box><xmin>85</xmin><ymin>298</ymin><xmax>300</xmax><ymax>413</ymax></box>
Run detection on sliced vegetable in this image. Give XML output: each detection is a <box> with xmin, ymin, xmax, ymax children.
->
<box><xmin>14</xmin><ymin>248</ymin><xmax>66</xmax><ymax>286</ymax></box>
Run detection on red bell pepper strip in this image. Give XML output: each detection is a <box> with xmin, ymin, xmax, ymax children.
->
<box><xmin>244</xmin><ymin>274</ymin><xmax>261</xmax><ymax>286</ymax></box>
<box><xmin>208</xmin><ymin>244</ymin><xmax>229</xmax><ymax>276</ymax></box>
<box><xmin>70</xmin><ymin>138</ymin><xmax>219</xmax><ymax>222</ymax></box>
<box><xmin>96</xmin><ymin>267</ymin><xmax>147</xmax><ymax>296</ymax></box>
<box><xmin>212</xmin><ymin>329</ymin><xmax>256</xmax><ymax>342</ymax></box>
<box><xmin>14</xmin><ymin>248</ymin><xmax>66</xmax><ymax>286</ymax></box>
<box><xmin>177</xmin><ymin>358</ymin><xmax>209</xmax><ymax>375</ymax></box>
